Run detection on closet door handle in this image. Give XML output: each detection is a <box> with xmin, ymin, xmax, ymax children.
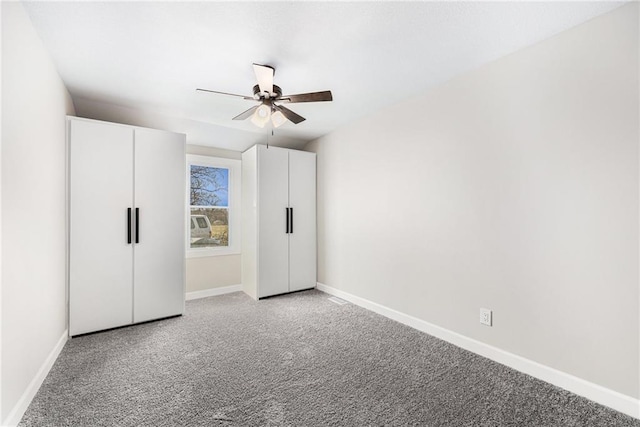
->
<box><xmin>290</xmin><ymin>207</ymin><xmax>293</xmax><ymax>234</ymax></box>
<box><xmin>135</xmin><ymin>208</ymin><xmax>140</xmax><ymax>243</ymax></box>
<box><xmin>127</xmin><ymin>208</ymin><xmax>132</xmax><ymax>244</ymax></box>
<box><xmin>286</xmin><ymin>207</ymin><xmax>290</xmax><ymax>234</ymax></box>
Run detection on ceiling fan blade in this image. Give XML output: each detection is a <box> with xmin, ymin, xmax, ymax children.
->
<box><xmin>232</xmin><ymin>105</ymin><xmax>259</xmax><ymax>120</ymax></box>
<box><xmin>279</xmin><ymin>90</ymin><xmax>333</xmax><ymax>103</ymax></box>
<box><xmin>275</xmin><ymin>104</ymin><xmax>306</xmax><ymax>124</ymax></box>
<box><xmin>197</xmin><ymin>88</ymin><xmax>254</xmax><ymax>100</ymax></box>
<box><xmin>253</xmin><ymin>63</ymin><xmax>274</xmax><ymax>95</ymax></box>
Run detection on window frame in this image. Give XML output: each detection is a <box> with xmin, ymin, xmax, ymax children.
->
<box><xmin>186</xmin><ymin>154</ymin><xmax>241</xmax><ymax>258</ymax></box>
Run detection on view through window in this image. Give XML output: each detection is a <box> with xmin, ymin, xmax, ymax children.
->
<box><xmin>190</xmin><ymin>165</ymin><xmax>229</xmax><ymax>249</ymax></box>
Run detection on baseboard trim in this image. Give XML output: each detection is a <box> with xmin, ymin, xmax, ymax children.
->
<box><xmin>315</xmin><ymin>282</ymin><xmax>640</xmax><ymax>419</ymax></box>
<box><xmin>2</xmin><ymin>329</ymin><xmax>68</xmax><ymax>427</ymax></box>
<box><xmin>185</xmin><ymin>284</ymin><xmax>242</xmax><ymax>301</ymax></box>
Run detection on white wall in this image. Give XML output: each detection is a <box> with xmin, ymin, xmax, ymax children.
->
<box><xmin>1</xmin><ymin>1</ymin><xmax>75</xmax><ymax>423</ymax></box>
<box><xmin>185</xmin><ymin>145</ymin><xmax>242</xmax><ymax>292</ymax></box>
<box><xmin>307</xmin><ymin>3</ymin><xmax>639</xmax><ymax>399</ymax></box>
<box><xmin>1</xmin><ymin>2</ymin><xmax>4</xmax><ymax>418</ymax></box>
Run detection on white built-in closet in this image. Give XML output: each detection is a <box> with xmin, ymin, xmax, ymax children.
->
<box><xmin>68</xmin><ymin>117</ymin><xmax>185</xmax><ymax>336</ymax></box>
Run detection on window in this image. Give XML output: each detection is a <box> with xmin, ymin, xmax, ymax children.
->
<box><xmin>187</xmin><ymin>155</ymin><xmax>241</xmax><ymax>257</ymax></box>
<box><xmin>190</xmin><ymin>165</ymin><xmax>228</xmax><ymax>247</ymax></box>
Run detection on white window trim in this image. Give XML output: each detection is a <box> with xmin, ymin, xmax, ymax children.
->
<box><xmin>186</xmin><ymin>154</ymin><xmax>241</xmax><ymax>258</ymax></box>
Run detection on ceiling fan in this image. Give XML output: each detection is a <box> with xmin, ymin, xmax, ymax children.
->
<box><xmin>197</xmin><ymin>63</ymin><xmax>333</xmax><ymax>128</ymax></box>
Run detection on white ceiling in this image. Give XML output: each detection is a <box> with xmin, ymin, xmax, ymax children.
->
<box><xmin>23</xmin><ymin>1</ymin><xmax>624</xmax><ymax>151</ymax></box>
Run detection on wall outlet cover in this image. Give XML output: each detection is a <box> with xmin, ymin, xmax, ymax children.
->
<box><xmin>480</xmin><ymin>308</ymin><xmax>492</xmax><ymax>326</ymax></box>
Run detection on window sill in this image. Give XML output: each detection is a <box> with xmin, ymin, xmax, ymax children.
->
<box><xmin>186</xmin><ymin>248</ymin><xmax>240</xmax><ymax>258</ymax></box>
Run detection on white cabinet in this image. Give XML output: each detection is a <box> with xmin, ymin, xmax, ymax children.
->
<box><xmin>242</xmin><ymin>145</ymin><xmax>316</xmax><ymax>299</ymax></box>
<box><xmin>68</xmin><ymin>117</ymin><xmax>185</xmax><ymax>336</ymax></box>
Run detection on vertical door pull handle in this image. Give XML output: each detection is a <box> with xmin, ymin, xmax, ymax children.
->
<box><xmin>127</xmin><ymin>208</ymin><xmax>132</xmax><ymax>244</ymax></box>
<box><xmin>290</xmin><ymin>207</ymin><xmax>293</xmax><ymax>234</ymax></box>
<box><xmin>286</xmin><ymin>207</ymin><xmax>290</xmax><ymax>234</ymax></box>
<box><xmin>135</xmin><ymin>208</ymin><xmax>140</xmax><ymax>243</ymax></box>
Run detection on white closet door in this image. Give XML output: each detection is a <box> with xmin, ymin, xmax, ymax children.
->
<box><xmin>69</xmin><ymin>119</ymin><xmax>134</xmax><ymax>336</ymax></box>
<box><xmin>288</xmin><ymin>150</ymin><xmax>317</xmax><ymax>292</ymax></box>
<box><xmin>133</xmin><ymin>128</ymin><xmax>185</xmax><ymax>323</ymax></box>
<box><xmin>257</xmin><ymin>145</ymin><xmax>290</xmax><ymax>298</ymax></box>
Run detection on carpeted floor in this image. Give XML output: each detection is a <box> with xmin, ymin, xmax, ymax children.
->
<box><xmin>19</xmin><ymin>289</ymin><xmax>639</xmax><ymax>426</ymax></box>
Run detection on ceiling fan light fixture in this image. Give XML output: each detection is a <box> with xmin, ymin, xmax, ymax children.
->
<box><xmin>251</xmin><ymin>103</ymin><xmax>271</xmax><ymax>128</ymax></box>
<box><xmin>271</xmin><ymin>110</ymin><xmax>287</xmax><ymax>128</ymax></box>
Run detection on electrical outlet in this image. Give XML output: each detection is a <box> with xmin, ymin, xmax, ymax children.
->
<box><xmin>480</xmin><ymin>308</ymin><xmax>492</xmax><ymax>326</ymax></box>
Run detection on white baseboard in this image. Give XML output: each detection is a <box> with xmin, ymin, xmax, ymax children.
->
<box><xmin>316</xmin><ymin>282</ymin><xmax>640</xmax><ymax>420</ymax></box>
<box><xmin>185</xmin><ymin>284</ymin><xmax>243</xmax><ymax>301</ymax></box>
<box><xmin>2</xmin><ymin>329</ymin><xmax>68</xmax><ymax>427</ymax></box>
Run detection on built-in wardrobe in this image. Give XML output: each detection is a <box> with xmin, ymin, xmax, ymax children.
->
<box><xmin>68</xmin><ymin>117</ymin><xmax>185</xmax><ymax>336</ymax></box>
<box><xmin>242</xmin><ymin>145</ymin><xmax>316</xmax><ymax>299</ymax></box>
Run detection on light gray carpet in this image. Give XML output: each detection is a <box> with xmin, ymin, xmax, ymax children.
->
<box><xmin>19</xmin><ymin>290</ymin><xmax>639</xmax><ymax>426</ymax></box>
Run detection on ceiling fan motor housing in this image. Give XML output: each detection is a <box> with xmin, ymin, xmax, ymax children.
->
<box><xmin>253</xmin><ymin>84</ymin><xmax>282</xmax><ymax>100</ymax></box>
